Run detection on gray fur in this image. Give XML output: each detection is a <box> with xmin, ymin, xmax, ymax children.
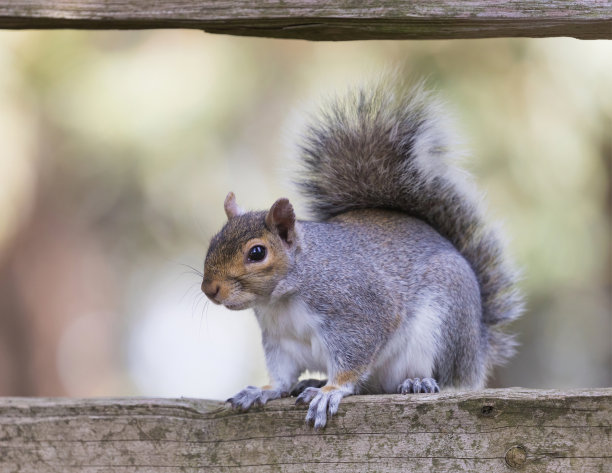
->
<box><xmin>283</xmin><ymin>210</ymin><xmax>488</xmax><ymax>390</ymax></box>
<box><xmin>296</xmin><ymin>81</ymin><xmax>523</xmax><ymax>368</ymax></box>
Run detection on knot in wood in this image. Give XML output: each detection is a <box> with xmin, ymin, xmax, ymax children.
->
<box><xmin>505</xmin><ymin>445</ymin><xmax>527</xmax><ymax>469</ymax></box>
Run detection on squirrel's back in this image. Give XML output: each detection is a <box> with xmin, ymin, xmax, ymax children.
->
<box><xmin>297</xmin><ymin>79</ymin><xmax>523</xmax><ymax>368</ymax></box>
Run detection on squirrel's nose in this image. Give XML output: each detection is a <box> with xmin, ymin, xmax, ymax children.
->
<box><xmin>201</xmin><ymin>280</ymin><xmax>220</xmax><ymax>301</ymax></box>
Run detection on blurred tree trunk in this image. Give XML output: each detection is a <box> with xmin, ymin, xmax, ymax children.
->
<box><xmin>0</xmin><ymin>170</ymin><xmax>118</xmax><ymax>396</ymax></box>
<box><xmin>0</xmin><ymin>250</ymin><xmax>34</xmax><ymax>395</ymax></box>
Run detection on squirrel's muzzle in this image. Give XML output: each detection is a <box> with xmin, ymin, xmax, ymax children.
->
<box><xmin>201</xmin><ymin>279</ymin><xmax>221</xmax><ymax>303</ymax></box>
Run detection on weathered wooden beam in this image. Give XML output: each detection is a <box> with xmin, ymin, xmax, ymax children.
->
<box><xmin>0</xmin><ymin>1</ymin><xmax>610</xmax><ymax>40</ymax></box>
<box><xmin>0</xmin><ymin>389</ymin><xmax>610</xmax><ymax>472</ymax></box>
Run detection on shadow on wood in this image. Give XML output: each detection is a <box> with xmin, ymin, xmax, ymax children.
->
<box><xmin>0</xmin><ymin>388</ymin><xmax>610</xmax><ymax>472</ymax></box>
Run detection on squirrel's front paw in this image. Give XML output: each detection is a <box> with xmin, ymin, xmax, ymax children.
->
<box><xmin>295</xmin><ymin>386</ymin><xmax>347</xmax><ymax>430</ymax></box>
<box><xmin>397</xmin><ymin>377</ymin><xmax>440</xmax><ymax>394</ymax></box>
<box><xmin>227</xmin><ymin>386</ymin><xmax>286</xmax><ymax>411</ymax></box>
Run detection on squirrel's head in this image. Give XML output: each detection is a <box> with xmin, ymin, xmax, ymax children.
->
<box><xmin>202</xmin><ymin>192</ymin><xmax>299</xmax><ymax>310</ymax></box>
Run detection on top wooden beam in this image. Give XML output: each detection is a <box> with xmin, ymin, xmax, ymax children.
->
<box><xmin>0</xmin><ymin>1</ymin><xmax>610</xmax><ymax>40</ymax></box>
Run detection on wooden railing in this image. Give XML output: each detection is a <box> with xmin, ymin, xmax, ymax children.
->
<box><xmin>0</xmin><ymin>389</ymin><xmax>610</xmax><ymax>472</ymax></box>
<box><xmin>0</xmin><ymin>1</ymin><xmax>610</xmax><ymax>39</ymax></box>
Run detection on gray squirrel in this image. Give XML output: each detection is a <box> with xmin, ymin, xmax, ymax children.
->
<box><xmin>201</xmin><ymin>80</ymin><xmax>523</xmax><ymax>429</ymax></box>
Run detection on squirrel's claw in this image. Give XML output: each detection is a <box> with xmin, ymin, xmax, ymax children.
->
<box><xmin>397</xmin><ymin>377</ymin><xmax>440</xmax><ymax>394</ymax></box>
<box><xmin>296</xmin><ymin>386</ymin><xmax>346</xmax><ymax>430</ymax></box>
<box><xmin>227</xmin><ymin>385</ymin><xmax>261</xmax><ymax>411</ymax></box>
<box><xmin>227</xmin><ymin>386</ymin><xmax>285</xmax><ymax>411</ymax></box>
<box><xmin>294</xmin><ymin>386</ymin><xmax>319</xmax><ymax>405</ymax></box>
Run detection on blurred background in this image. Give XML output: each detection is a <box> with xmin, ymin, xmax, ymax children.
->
<box><xmin>0</xmin><ymin>31</ymin><xmax>609</xmax><ymax>399</ymax></box>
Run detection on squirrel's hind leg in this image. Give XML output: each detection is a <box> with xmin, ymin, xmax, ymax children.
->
<box><xmin>397</xmin><ymin>377</ymin><xmax>440</xmax><ymax>394</ymax></box>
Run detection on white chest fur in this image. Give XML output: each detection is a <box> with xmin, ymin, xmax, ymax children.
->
<box><xmin>255</xmin><ymin>298</ymin><xmax>328</xmax><ymax>374</ymax></box>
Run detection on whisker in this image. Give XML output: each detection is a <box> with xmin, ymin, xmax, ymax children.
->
<box><xmin>203</xmin><ymin>298</ymin><xmax>212</xmax><ymax>335</ymax></box>
<box><xmin>199</xmin><ymin>297</ymin><xmax>209</xmax><ymax>335</ymax></box>
<box><xmin>191</xmin><ymin>289</ymin><xmax>203</xmax><ymax>319</ymax></box>
<box><xmin>179</xmin><ymin>270</ymin><xmax>203</xmax><ymax>280</ymax></box>
<box><xmin>179</xmin><ymin>263</ymin><xmax>204</xmax><ymax>278</ymax></box>
<box><xmin>180</xmin><ymin>283</ymin><xmax>199</xmax><ymax>306</ymax></box>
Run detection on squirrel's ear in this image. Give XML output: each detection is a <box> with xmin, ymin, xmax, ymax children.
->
<box><xmin>265</xmin><ymin>198</ymin><xmax>296</xmax><ymax>245</ymax></box>
<box><xmin>224</xmin><ymin>192</ymin><xmax>244</xmax><ymax>219</ymax></box>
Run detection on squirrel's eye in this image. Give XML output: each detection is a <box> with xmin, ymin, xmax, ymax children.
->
<box><xmin>247</xmin><ymin>245</ymin><xmax>267</xmax><ymax>262</ymax></box>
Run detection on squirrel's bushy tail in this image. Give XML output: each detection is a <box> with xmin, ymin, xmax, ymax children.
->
<box><xmin>297</xmin><ymin>80</ymin><xmax>523</xmax><ymax>367</ymax></box>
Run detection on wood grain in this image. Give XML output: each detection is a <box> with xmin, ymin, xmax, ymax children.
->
<box><xmin>0</xmin><ymin>1</ymin><xmax>610</xmax><ymax>39</ymax></box>
<box><xmin>0</xmin><ymin>389</ymin><xmax>610</xmax><ymax>472</ymax></box>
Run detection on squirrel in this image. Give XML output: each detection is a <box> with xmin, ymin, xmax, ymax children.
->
<box><xmin>201</xmin><ymin>79</ymin><xmax>523</xmax><ymax>429</ymax></box>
